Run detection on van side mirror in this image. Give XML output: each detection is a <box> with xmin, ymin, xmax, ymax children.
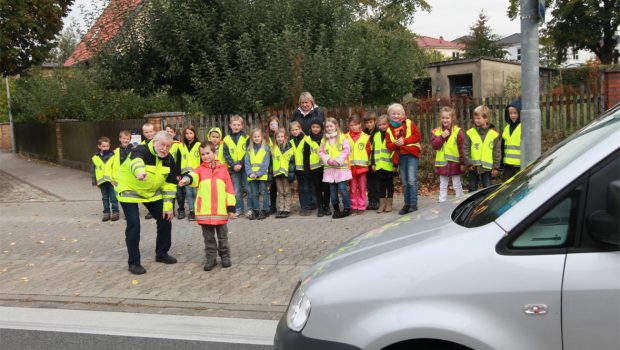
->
<box><xmin>587</xmin><ymin>180</ymin><xmax>620</xmax><ymax>246</ymax></box>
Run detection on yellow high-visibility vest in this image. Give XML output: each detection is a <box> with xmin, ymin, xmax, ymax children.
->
<box><xmin>385</xmin><ymin>119</ymin><xmax>422</xmax><ymax>150</ymax></box>
<box><xmin>321</xmin><ymin>134</ymin><xmax>348</xmax><ymax>169</ymax></box>
<box><xmin>181</xmin><ymin>141</ymin><xmax>201</xmax><ymax>173</ymax></box>
<box><xmin>304</xmin><ymin>136</ymin><xmax>322</xmax><ymax>170</ymax></box>
<box><xmin>291</xmin><ymin>138</ymin><xmax>306</xmax><ymax>171</ymax></box>
<box><xmin>92</xmin><ymin>155</ymin><xmax>112</xmax><ymax>186</ymax></box>
<box><xmin>223</xmin><ymin>134</ymin><xmax>248</xmax><ymax>167</ymax></box>
<box><xmin>272</xmin><ymin>145</ymin><xmax>294</xmax><ymax>176</ymax></box>
<box><xmin>466</xmin><ymin>128</ymin><xmax>499</xmax><ymax>170</ymax></box>
<box><xmin>347</xmin><ymin>133</ymin><xmax>370</xmax><ymax>167</ymax></box>
<box><xmin>502</xmin><ymin>124</ymin><xmax>521</xmax><ymax>166</ymax></box>
<box><xmin>372</xmin><ymin>132</ymin><xmax>394</xmax><ymax>172</ymax></box>
<box><xmin>433</xmin><ymin>127</ymin><xmax>461</xmax><ymax>167</ymax></box>
<box><xmin>247</xmin><ymin>145</ymin><xmax>268</xmax><ymax>181</ymax></box>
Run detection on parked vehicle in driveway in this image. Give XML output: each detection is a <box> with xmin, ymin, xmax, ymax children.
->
<box><xmin>275</xmin><ymin>104</ymin><xmax>620</xmax><ymax>350</ymax></box>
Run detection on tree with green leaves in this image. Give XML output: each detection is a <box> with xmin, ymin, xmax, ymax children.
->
<box><xmin>462</xmin><ymin>10</ymin><xmax>507</xmax><ymax>59</ymax></box>
<box><xmin>47</xmin><ymin>26</ymin><xmax>80</xmax><ymax>65</ymax></box>
<box><xmin>0</xmin><ymin>0</ymin><xmax>73</xmax><ymax>76</ymax></box>
<box><xmin>508</xmin><ymin>0</ymin><xmax>619</xmax><ymax>65</ymax></box>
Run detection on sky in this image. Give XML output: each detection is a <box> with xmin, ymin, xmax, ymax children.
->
<box><xmin>66</xmin><ymin>0</ymin><xmax>524</xmax><ymax>41</ymax></box>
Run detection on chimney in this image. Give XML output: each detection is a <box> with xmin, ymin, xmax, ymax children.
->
<box><xmin>439</xmin><ymin>36</ymin><xmax>444</xmax><ymax>42</ymax></box>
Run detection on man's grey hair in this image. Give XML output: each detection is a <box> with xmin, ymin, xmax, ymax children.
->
<box><xmin>152</xmin><ymin>130</ymin><xmax>173</xmax><ymax>143</ymax></box>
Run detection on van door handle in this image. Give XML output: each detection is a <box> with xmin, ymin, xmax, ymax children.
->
<box><xmin>523</xmin><ymin>304</ymin><xmax>548</xmax><ymax>315</ymax></box>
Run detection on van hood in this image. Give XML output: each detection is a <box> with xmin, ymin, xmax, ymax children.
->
<box><xmin>301</xmin><ymin>198</ymin><xmax>467</xmax><ymax>285</ymax></box>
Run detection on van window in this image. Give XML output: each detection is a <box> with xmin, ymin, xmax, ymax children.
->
<box><xmin>510</xmin><ymin>194</ymin><xmax>576</xmax><ymax>248</ymax></box>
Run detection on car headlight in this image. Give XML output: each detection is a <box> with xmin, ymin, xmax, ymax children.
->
<box><xmin>286</xmin><ymin>286</ymin><xmax>311</xmax><ymax>332</ymax></box>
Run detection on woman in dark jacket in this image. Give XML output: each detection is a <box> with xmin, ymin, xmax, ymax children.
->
<box><xmin>291</xmin><ymin>91</ymin><xmax>325</xmax><ymax>136</ymax></box>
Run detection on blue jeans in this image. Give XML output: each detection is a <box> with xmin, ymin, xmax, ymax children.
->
<box><xmin>249</xmin><ymin>180</ymin><xmax>269</xmax><ymax>211</ymax></box>
<box><xmin>399</xmin><ymin>154</ymin><xmax>419</xmax><ymax>206</ymax></box>
<box><xmin>120</xmin><ymin>200</ymin><xmax>171</xmax><ymax>266</ymax></box>
<box><xmin>230</xmin><ymin>169</ymin><xmax>248</xmax><ymax>213</ymax></box>
<box><xmin>296</xmin><ymin>173</ymin><xmax>315</xmax><ymax>210</ymax></box>
<box><xmin>468</xmin><ymin>171</ymin><xmax>492</xmax><ymax>192</ymax></box>
<box><xmin>185</xmin><ymin>186</ymin><xmax>197</xmax><ymax>212</ymax></box>
<box><xmin>330</xmin><ymin>181</ymin><xmax>351</xmax><ymax>211</ymax></box>
<box><xmin>176</xmin><ymin>185</ymin><xmax>185</xmax><ymax>212</ymax></box>
<box><xmin>99</xmin><ymin>182</ymin><xmax>119</xmax><ymax>214</ymax></box>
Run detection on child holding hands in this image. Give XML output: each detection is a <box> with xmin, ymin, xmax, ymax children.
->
<box><xmin>179</xmin><ymin>141</ymin><xmax>235</xmax><ymax>271</ymax></box>
<box><xmin>320</xmin><ymin>117</ymin><xmax>352</xmax><ymax>219</ymax></box>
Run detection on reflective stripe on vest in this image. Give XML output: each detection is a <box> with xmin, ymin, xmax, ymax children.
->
<box><xmin>433</xmin><ymin>126</ymin><xmax>461</xmax><ymax>168</ymax></box>
<box><xmin>92</xmin><ymin>155</ymin><xmax>112</xmax><ymax>185</ymax></box>
<box><xmin>248</xmin><ymin>146</ymin><xmax>268</xmax><ymax>181</ymax></box>
<box><xmin>372</xmin><ymin>132</ymin><xmax>394</xmax><ymax>172</ymax></box>
<box><xmin>216</xmin><ymin>144</ymin><xmax>228</xmax><ymax>167</ymax></box>
<box><xmin>502</xmin><ymin>124</ymin><xmax>521</xmax><ymax>166</ymax></box>
<box><xmin>305</xmin><ymin>136</ymin><xmax>322</xmax><ymax>170</ymax></box>
<box><xmin>467</xmin><ymin>128</ymin><xmax>499</xmax><ymax>170</ymax></box>
<box><xmin>291</xmin><ymin>138</ymin><xmax>305</xmax><ymax>171</ymax></box>
<box><xmin>272</xmin><ymin>146</ymin><xmax>293</xmax><ymax>177</ymax></box>
<box><xmin>223</xmin><ymin>135</ymin><xmax>248</xmax><ymax>165</ymax></box>
<box><xmin>322</xmin><ymin>134</ymin><xmax>348</xmax><ymax>169</ymax></box>
<box><xmin>347</xmin><ymin>133</ymin><xmax>369</xmax><ymax>167</ymax></box>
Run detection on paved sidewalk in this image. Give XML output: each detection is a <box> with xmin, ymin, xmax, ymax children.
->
<box><xmin>0</xmin><ymin>152</ymin><xmax>437</xmax><ymax>320</ymax></box>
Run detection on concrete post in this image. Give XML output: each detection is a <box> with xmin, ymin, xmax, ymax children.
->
<box><xmin>5</xmin><ymin>76</ymin><xmax>16</xmax><ymax>153</ymax></box>
<box><xmin>520</xmin><ymin>0</ymin><xmax>542</xmax><ymax>166</ymax></box>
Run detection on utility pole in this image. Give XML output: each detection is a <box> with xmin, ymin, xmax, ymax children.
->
<box><xmin>520</xmin><ymin>0</ymin><xmax>542</xmax><ymax>166</ymax></box>
<box><xmin>5</xmin><ymin>76</ymin><xmax>16</xmax><ymax>154</ymax></box>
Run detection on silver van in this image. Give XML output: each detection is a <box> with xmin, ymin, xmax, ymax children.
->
<box><xmin>275</xmin><ymin>104</ymin><xmax>620</xmax><ymax>350</ymax></box>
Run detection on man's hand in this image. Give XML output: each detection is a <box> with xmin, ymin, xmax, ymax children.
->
<box><xmin>136</xmin><ymin>171</ymin><xmax>147</xmax><ymax>181</ymax></box>
<box><xmin>163</xmin><ymin>211</ymin><xmax>174</xmax><ymax>221</ymax></box>
<box><xmin>233</xmin><ymin>164</ymin><xmax>242</xmax><ymax>172</ymax></box>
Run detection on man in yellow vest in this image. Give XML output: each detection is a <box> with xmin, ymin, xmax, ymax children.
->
<box><xmin>501</xmin><ymin>101</ymin><xmax>522</xmax><ymax>181</ymax></box>
<box><xmin>91</xmin><ymin>136</ymin><xmax>118</xmax><ymax>222</ymax></box>
<box><xmin>115</xmin><ymin>131</ymin><xmax>180</xmax><ymax>275</ymax></box>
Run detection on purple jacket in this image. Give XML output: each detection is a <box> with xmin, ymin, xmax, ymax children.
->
<box><xmin>431</xmin><ymin>127</ymin><xmax>465</xmax><ymax>177</ymax></box>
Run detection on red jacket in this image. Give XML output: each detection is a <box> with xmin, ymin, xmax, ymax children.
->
<box><xmin>188</xmin><ymin>161</ymin><xmax>236</xmax><ymax>225</ymax></box>
<box><xmin>386</xmin><ymin>119</ymin><xmax>422</xmax><ymax>164</ymax></box>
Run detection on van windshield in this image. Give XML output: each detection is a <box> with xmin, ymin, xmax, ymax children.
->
<box><xmin>457</xmin><ymin>108</ymin><xmax>620</xmax><ymax>228</ymax></box>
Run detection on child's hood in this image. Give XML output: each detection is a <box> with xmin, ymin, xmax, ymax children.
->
<box><xmin>504</xmin><ymin>100</ymin><xmax>522</xmax><ymax>126</ymax></box>
<box><xmin>209</xmin><ymin>127</ymin><xmax>223</xmax><ymax>139</ymax></box>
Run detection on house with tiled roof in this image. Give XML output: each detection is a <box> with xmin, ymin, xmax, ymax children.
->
<box><xmin>416</xmin><ymin>36</ymin><xmax>465</xmax><ymax>60</ymax></box>
<box><xmin>64</xmin><ymin>0</ymin><xmax>142</xmax><ymax>67</ymax></box>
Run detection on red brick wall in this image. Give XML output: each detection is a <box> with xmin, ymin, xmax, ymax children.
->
<box><xmin>0</xmin><ymin>123</ymin><xmax>11</xmax><ymax>150</ymax></box>
<box><xmin>605</xmin><ymin>70</ymin><xmax>620</xmax><ymax>110</ymax></box>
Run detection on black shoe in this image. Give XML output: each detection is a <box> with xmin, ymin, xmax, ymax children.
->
<box><xmin>275</xmin><ymin>211</ymin><xmax>283</xmax><ymax>218</ymax></box>
<box><xmin>300</xmin><ymin>209</ymin><xmax>311</xmax><ymax>216</ymax></box>
<box><xmin>323</xmin><ymin>207</ymin><xmax>332</xmax><ymax>216</ymax></box>
<box><xmin>177</xmin><ymin>210</ymin><xmax>185</xmax><ymax>220</ymax></box>
<box><xmin>128</xmin><ymin>264</ymin><xmax>146</xmax><ymax>275</ymax></box>
<box><xmin>269</xmin><ymin>207</ymin><xmax>277</xmax><ymax>214</ymax></box>
<box><xmin>281</xmin><ymin>211</ymin><xmax>290</xmax><ymax>218</ymax></box>
<box><xmin>188</xmin><ymin>211</ymin><xmax>195</xmax><ymax>221</ymax></box>
<box><xmin>317</xmin><ymin>207</ymin><xmax>324</xmax><ymax>217</ymax></box>
<box><xmin>102</xmin><ymin>213</ymin><xmax>110</xmax><ymax>222</ymax></box>
<box><xmin>221</xmin><ymin>256</ymin><xmax>232</xmax><ymax>268</ymax></box>
<box><xmin>145</xmin><ymin>213</ymin><xmax>153</xmax><ymax>219</ymax></box>
<box><xmin>399</xmin><ymin>205</ymin><xmax>410</xmax><ymax>215</ymax></box>
<box><xmin>342</xmin><ymin>208</ymin><xmax>351</xmax><ymax>217</ymax></box>
<box><xmin>203</xmin><ymin>259</ymin><xmax>217</xmax><ymax>271</ymax></box>
<box><xmin>258</xmin><ymin>210</ymin><xmax>267</xmax><ymax>220</ymax></box>
<box><xmin>409</xmin><ymin>204</ymin><xmax>418</xmax><ymax>212</ymax></box>
<box><xmin>249</xmin><ymin>211</ymin><xmax>258</xmax><ymax>220</ymax></box>
<box><xmin>155</xmin><ymin>254</ymin><xmax>177</xmax><ymax>264</ymax></box>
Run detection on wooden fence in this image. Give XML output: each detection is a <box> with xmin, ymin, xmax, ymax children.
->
<box><xmin>160</xmin><ymin>92</ymin><xmax>605</xmax><ymax>144</ymax></box>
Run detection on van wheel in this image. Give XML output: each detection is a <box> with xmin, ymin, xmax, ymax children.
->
<box><xmin>383</xmin><ymin>339</ymin><xmax>472</xmax><ymax>350</ymax></box>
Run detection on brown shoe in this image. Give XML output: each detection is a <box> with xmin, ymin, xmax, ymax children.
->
<box><xmin>385</xmin><ymin>198</ymin><xmax>393</xmax><ymax>212</ymax></box>
<box><xmin>102</xmin><ymin>213</ymin><xmax>110</xmax><ymax>222</ymax></box>
<box><xmin>376</xmin><ymin>198</ymin><xmax>386</xmax><ymax>213</ymax></box>
<box><xmin>111</xmin><ymin>213</ymin><xmax>120</xmax><ymax>221</ymax></box>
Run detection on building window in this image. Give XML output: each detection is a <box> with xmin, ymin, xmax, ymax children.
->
<box><xmin>517</xmin><ymin>48</ymin><xmax>521</xmax><ymax>61</ymax></box>
<box><xmin>452</xmin><ymin>51</ymin><xmax>460</xmax><ymax>59</ymax></box>
<box><xmin>572</xmin><ymin>49</ymin><xmax>579</xmax><ymax>60</ymax></box>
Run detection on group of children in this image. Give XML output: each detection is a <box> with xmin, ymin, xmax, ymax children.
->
<box><xmin>91</xmin><ymin>98</ymin><xmax>522</xmax><ymax>270</ymax></box>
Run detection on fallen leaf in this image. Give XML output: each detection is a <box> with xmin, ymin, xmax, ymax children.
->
<box><xmin>21</xmin><ymin>277</ymin><xmax>29</xmax><ymax>282</ymax></box>
<box><xmin>37</xmin><ymin>241</ymin><xmax>45</xmax><ymax>244</ymax></box>
<box><xmin>71</xmin><ymin>239</ymin><xmax>78</xmax><ymax>243</ymax></box>
<box><xmin>277</xmin><ymin>248</ymin><xmax>284</xmax><ymax>253</ymax></box>
<box><xmin>131</xmin><ymin>279</ymin><xmax>139</xmax><ymax>285</ymax></box>
<box><xmin>27</xmin><ymin>263</ymin><xmax>34</xmax><ymax>267</ymax></box>
<box><xmin>75</xmin><ymin>250</ymin><xmax>80</xmax><ymax>253</ymax></box>
<box><xmin>256</xmin><ymin>255</ymin><xmax>262</xmax><ymax>258</ymax></box>
<box><xmin>73</xmin><ymin>292</ymin><xmax>81</xmax><ymax>296</ymax></box>
<box><xmin>10</xmin><ymin>242</ymin><xmax>16</xmax><ymax>246</ymax></box>
<box><xmin>187</xmin><ymin>271</ymin><xmax>192</xmax><ymax>275</ymax></box>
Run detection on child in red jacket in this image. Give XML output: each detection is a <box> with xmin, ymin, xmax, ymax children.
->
<box><xmin>179</xmin><ymin>141</ymin><xmax>236</xmax><ymax>271</ymax></box>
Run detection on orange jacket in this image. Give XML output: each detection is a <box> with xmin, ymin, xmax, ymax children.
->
<box><xmin>188</xmin><ymin>161</ymin><xmax>236</xmax><ymax>225</ymax></box>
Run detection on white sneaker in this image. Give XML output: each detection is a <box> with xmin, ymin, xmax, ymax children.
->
<box><xmin>244</xmin><ymin>210</ymin><xmax>253</xmax><ymax>218</ymax></box>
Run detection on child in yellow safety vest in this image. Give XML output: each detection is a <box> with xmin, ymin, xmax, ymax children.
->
<box><xmin>223</xmin><ymin>115</ymin><xmax>250</xmax><ymax>218</ymax></box>
<box><xmin>266</xmin><ymin>116</ymin><xmax>281</xmax><ymax>215</ymax></box>
<box><xmin>363</xmin><ymin>111</ymin><xmax>380</xmax><ymax>210</ymax></box>
<box><xmin>463</xmin><ymin>105</ymin><xmax>501</xmax><ymax>193</ymax></box>
<box><xmin>181</xmin><ymin>126</ymin><xmax>201</xmax><ymax>220</ymax></box>
<box><xmin>370</xmin><ymin>115</ymin><xmax>396</xmax><ymax>213</ymax></box>
<box><xmin>289</xmin><ymin>121</ymin><xmax>313</xmax><ymax>216</ymax></box>
<box><xmin>244</xmin><ymin>128</ymin><xmax>271</xmax><ymax>220</ymax></box>
<box><xmin>306</xmin><ymin>120</ymin><xmax>331</xmax><ymax>217</ymax></box>
<box><xmin>320</xmin><ymin>117</ymin><xmax>352</xmax><ymax>219</ymax></box>
<box><xmin>91</xmin><ymin>136</ymin><xmax>119</xmax><ymax>222</ymax></box>
<box><xmin>501</xmin><ymin>100</ymin><xmax>522</xmax><ymax>181</ymax></box>
<box><xmin>346</xmin><ymin>115</ymin><xmax>372</xmax><ymax>215</ymax></box>
<box><xmin>178</xmin><ymin>141</ymin><xmax>235</xmax><ymax>271</ymax></box>
<box><xmin>431</xmin><ymin>107</ymin><xmax>465</xmax><ymax>203</ymax></box>
<box><xmin>272</xmin><ymin>127</ymin><xmax>296</xmax><ymax>218</ymax></box>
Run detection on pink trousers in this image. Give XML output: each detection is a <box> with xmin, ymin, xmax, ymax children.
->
<box><xmin>349</xmin><ymin>173</ymin><xmax>367</xmax><ymax>210</ymax></box>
